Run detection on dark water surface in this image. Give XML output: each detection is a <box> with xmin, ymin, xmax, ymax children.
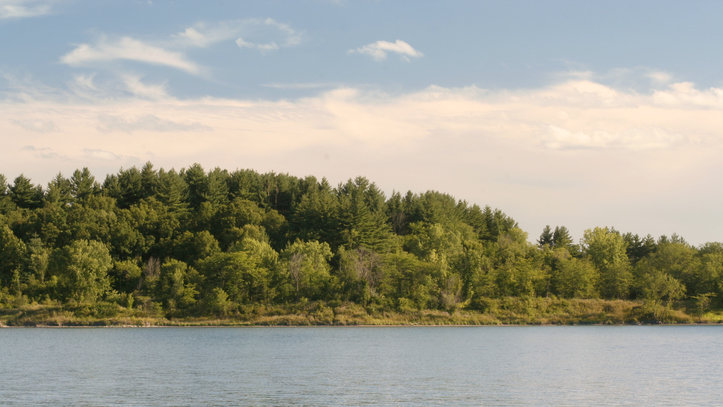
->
<box><xmin>0</xmin><ymin>326</ymin><xmax>721</xmax><ymax>406</ymax></box>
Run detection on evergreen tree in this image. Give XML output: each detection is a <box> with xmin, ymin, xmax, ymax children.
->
<box><xmin>10</xmin><ymin>175</ymin><xmax>43</xmax><ymax>209</ymax></box>
<box><xmin>46</xmin><ymin>173</ymin><xmax>73</xmax><ymax>205</ymax></box>
<box><xmin>538</xmin><ymin>225</ymin><xmax>553</xmax><ymax>247</ymax></box>
<box><xmin>70</xmin><ymin>167</ymin><xmax>98</xmax><ymax>202</ymax></box>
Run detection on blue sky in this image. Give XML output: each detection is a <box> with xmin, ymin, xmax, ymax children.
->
<box><xmin>2</xmin><ymin>0</ymin><xmax>723</xmax><ymax>244</ymax></box>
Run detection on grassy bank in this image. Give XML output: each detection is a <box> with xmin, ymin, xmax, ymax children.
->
<box><xmin>2</xmin><ymin>297</ymin><xmax>720</xmax><ymax>327</ymax></box>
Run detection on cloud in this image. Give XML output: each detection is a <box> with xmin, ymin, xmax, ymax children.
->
<box><xmin>83</xmin><ymin>148</ymin><xmax>124</xmax><ymax>161</ymax></box>
<box><xmin>13</xmin><ymin>118</ymin><xmax>56</xmax><ymax>132</ymax></box>
<box><xmin>648</xmin><ymin>71</ymin><xmax>672</xmax><ymax>85</ymax></box>
<box><xmin>71</xmin><ymin>74</ymin><xmax>98</xmax><ymax>92</ymax></box>
<box><xmin>171</xmin><ymin>18</ymin><xmax>302</xmax><ymax>52</ymax></box>
<box><xmin>173</xmin><ymin>21</ymin><xmax>241</xmax><ymax>48</ymax></box>
<box><xmin>21</xmin><ymin>145</ymin><xmax>62</xmax><ymax>159</ymax></box>
<box><xmin>349</xmin><ymin>39</ymin><xmax>423</xmax><ymax>61</ymax></box>
<box><xmin>234</xmin><ymin>18</ymin><xmax>302</xmax><ymax>52</ymax></box>
<box><xmin>61</xmin><ymin>36</ymin><xmax>201</xmax><ymax>74</ymax></box>
<box><xmin>121</xmin><ymin>75</ymin><xmax>167</xmax><ymax>99</ymax></box>
<box><xmin>0</xmin><ymin>0</ymin><xmax>52</xmax><ymax>19</ymax></box>
<box><xmin>97</xmin><ymin>114</ymin><xmax>211</xmax><ymax>133</ymax></box>
<box><xmin>59</xmin><ymin>17</ymin><xmax>302</xmax><ymax>80</ymax></box>
<box><xmin>261</xmin><ymin>82</ymin><xmax>337</xmax><ymax>90</ymax></box>
<box><xmin>4</xmin><ymin>76</ymin><xmax>723</xmax><ymax>244</ymax></box>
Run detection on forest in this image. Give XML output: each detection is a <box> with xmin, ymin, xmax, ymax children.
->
<box><xmin>0</xmin><ymin>163</ymin><xmax>721</xmax><ymax>326</ymax></box>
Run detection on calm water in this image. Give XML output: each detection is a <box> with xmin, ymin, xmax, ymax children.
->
<box><xmin>0</xmin><ymin>326</ymin><xmax>721</xmax><ymax>406</ymax></box>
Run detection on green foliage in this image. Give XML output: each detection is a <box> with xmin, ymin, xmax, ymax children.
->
<box><xmin>50</xmin><ymin>240</ymin><xmax>112</xmax><ymax>303</ymax></box>
<box><xmin>197</xmin><ymin>239</ymin><xmax>277</xmax><ymax>306</ymax></box>
<box><xmin>280</xmin><ymin>239</ymin><xmax>333</xmax><ymax>300</ymax></box>
<box><xmin>158</xmin><ymin>259</ymin><xmax>199</xmax><ymax>312</ymax></box>
<box><xmin>538</xmin><ymin>225</ymin><xmax>553</xmax><ymax>248</ymax></box>
<box><xmin>337</xmin><ymin>246</ymin><xmax>384</xmax><ymax>304</ymax></box>
<box><xmin>636</xmin><ymin>268</ymin><xmax>685</xmax><ymax>306</ymax></box>
<box><xmin>337</xmin><ymin>177</ymin><xmax>393</xmax><ymax>252</ymax></box>
<box><xmin>291</xmin><ymin>179</ymin><xmax>340</xmax><ymax>246</ymax></box>
<box><xmin>46</xmin><ymin>173</ymin><xmax>73</xmax><ymax>205</ymax></box>
<box><xmin>0</xmin><ymin>224</ymin><xmax>27</xmax><ymax>287</ymax></box>
<box><xmin>70</xmin><ymin>167</ymin><xmax>99</xmax><ymax>202</ymax></box>
<box><xmin>10</xmin><ymin>175</ymin><xmax>43</xmax><ymax>209</ymax></box>
<box><xmin>0</xmin><ymin>164</ymin><xmax>720</xmax><ymax>323</ymax></box>
<box><xmin>172</xmin><ymin>230</ymin><xmax>220</xmax><ymax>264</ymax></box>
<box><xmin>109</xmin><ymin>259</ymin><xmax>142</xmax><ymax>293</ymax></box>
<box><xmin>552</xmin><ymin>253</ymin><xmax>599</xmax><ymax>298</ymax></box>
<box><xmin>583</xmin><ymin>227</ymin><xmax>633</xmax><ymax>299</ymax></box>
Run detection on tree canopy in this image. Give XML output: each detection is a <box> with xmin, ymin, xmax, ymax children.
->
<box><xmin>1</xmin><ymin>163</ymin><xmax>721</xmax><ymax>319</ymax></box>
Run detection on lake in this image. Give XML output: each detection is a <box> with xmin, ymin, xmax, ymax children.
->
<box><xmin>0</xmin><ymin>326</ymin><xmax>721</xmax><ymax>406</ymax></box>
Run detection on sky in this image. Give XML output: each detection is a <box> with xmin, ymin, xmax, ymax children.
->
<box><xmin>2</xmin><ymin>0</ymin><xmax>723</xmax><ymax>245</ymax></box>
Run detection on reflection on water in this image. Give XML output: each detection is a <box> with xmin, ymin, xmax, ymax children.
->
<box><xmin>0</xmin><ymin>326</ymin><xmax>721</xmax><ymax>406</ymax></box>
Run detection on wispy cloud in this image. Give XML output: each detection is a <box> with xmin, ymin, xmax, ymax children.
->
<box><xmin>349</xmin><ymin>39</ymin><xmax>423</xmax><ymax>61</ymax></box>
<box><xmin>171</xmin><ymin>18</ymin><xmax>303</xmax><ymax>52</ymax></box>
<box><xmin>647</xmin><ymin>71</ymin><xmax>672</xmax><ymax>85</ymax></box>
<box><xmin>21</xmin><ymin>145</ymin><xmax>62</xmax><ymax>159</ymax></box>
<box><xmin>0</xmin><ymin>0</ymin><xmax>53</xmax><ymax>19</ymax></box>
<box><xmin>13</xmin><ymin>118</ymin><xmax>56</xmax><ymax>132</ymax></box>
<box><xmin>60</xmin><ymin>17</ymin><xmax>302</xmax><ymax>78</ymax></box>
<box><xmin>121</xmin><ymin>74</ymin><xmax>167</xmax><ymax>99</ymax></box>
<box><xmin>61</xmin><ymin>36</ymin><xmax>201</xmax><ymax>74</ymax></box>
<box><xmin>234</xmin><ymin>18</ymin><xmax>302</xmax><ymax>52</ymax></box>
<box><xmin>261</xmin><ymin>82</ymin><xmax>337</xmax><ymax>90</ymax></box>
<box><xmin>173</xmin><ymin>21</ymin><xmax>241</xmax><ymax>48</ymax></box>
<box><xmin>97</xmin><ymin>114</ymin><xmax>211</xmax><ymax>133</ymax></box>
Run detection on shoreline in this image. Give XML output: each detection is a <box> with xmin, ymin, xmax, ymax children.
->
<box><xmin>2</xmin><ymin>321</ymin><xmax>722</xmax><ymax>328</ymax></box>
<box><xmin>3</xmin><ymin>298</ymin><xmax>722</xmax><ymax>328</ymax></box>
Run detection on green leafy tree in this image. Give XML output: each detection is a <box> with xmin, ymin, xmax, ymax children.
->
<box><xmin>27</xmin><ymin>202</ymin><xmax>70</xmax><ymax>248</ymax></box>
<box><xmin>0</xmin><ymin>224</ymin><xmax>27</xmax><ymax>288</ymax></box>
<box><xmin>694</xmin><ymin>243</ymin><xmax>723</xmax><ymax>300</ymax></box>
<box><xmin>50</xmin><ymin>240</ymin><xmax>112</xmax><ymax>303</ymax></box>
<box><xmin>634</xmin><ymin>264</ymin><xmax>686</xmax><ymax>306</ymax></box>
<box><xmin>25</xmin><ymin>237</ymin><xmax>50</xmax><ymax>283</ymax></box>
<box><xmin>158</xmin><ymin>259</ymin><xmax>199</xmax><ymax>312</ymax></box>
<box><xmin>583</xmin><ymin>227</ymin><xmax>633</xmax><ymax>299</ymax></box>
<box><xmin>172</xmin><ymin>230</ymin><xmax>220</xmax><ymax>265</ymax></box>
<box><xmin>641</xmin><ymin>240</ymin><xmax>699</xmax><ymax>296</ymax></box>
<box><xmin>490</xmin><ymin>227</ymin><xmax>549</xmax><ymax>297</ymax></box>
<box><xmin>551</xmin><ymin>251</ymin><xmax>599</xmax><ymax>298</ymax></box>
<box><xmin>197</xmin><ymin>250</ymin><xmax>269</xmax><ymax>306</ymax></box>
<box><xmin>379</xmin><ymin>251</ymin><xmax>438</xmax><ymax>310</ymax></box>
<box><xmin>211</xmin><ymin>198</ymin><xmax>265</xmax><ymax>249</ymax></box>
<box><xmin>337</xmin><ymin>246</ymin><xmax>384</xmax><ymax>304</ymax></box>
<box><xmin>109</xmin><ymin>259</ymin><xmax>142</xmax><ymax>293</ymax></box>
<box><xmin>66</xmin><ymin>195</ymin><xmax>118</xmax><ymax>244</ymax></box>
<box><xmin>279</xmin><ymin>239</ymin><xmax>333</xmax><ymax>300</ymax></box>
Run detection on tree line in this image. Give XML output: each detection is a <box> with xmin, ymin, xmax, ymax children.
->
<box><xmin>0</xmin><ymin>163</ymin><xmax>720</xmax><ymax>317</ymax></box>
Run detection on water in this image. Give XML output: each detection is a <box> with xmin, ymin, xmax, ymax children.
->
<box><xmin>0</xmin><ymin>326</ymin><xmax>721</xmax><ymax>406</ymax></box>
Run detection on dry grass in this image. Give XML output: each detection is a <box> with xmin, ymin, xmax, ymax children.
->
<box><xmin>2</xmin><ymin>298</ymin><xmax>719</xmax><ymax>327</ymax></box>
